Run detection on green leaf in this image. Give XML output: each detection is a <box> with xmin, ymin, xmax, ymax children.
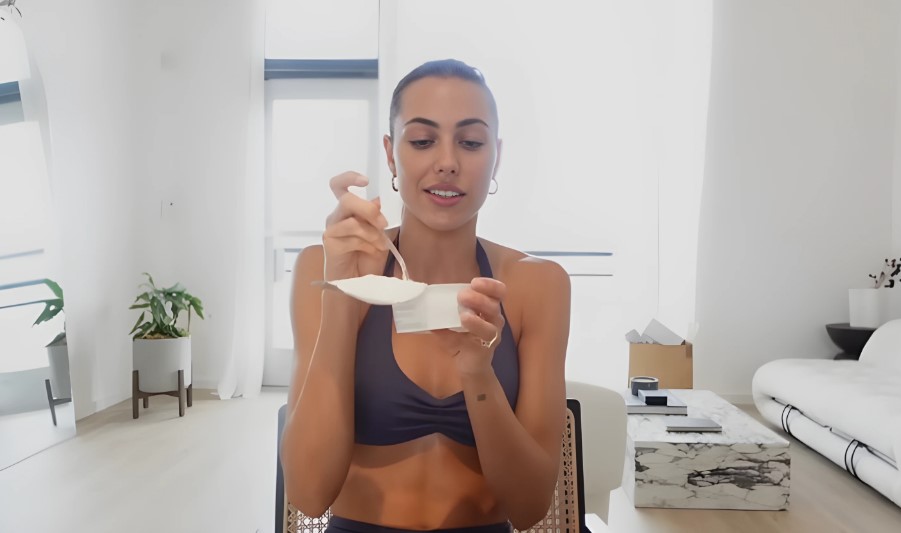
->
<box><xmin>164</xmin><ymin>282</ymin><xmax>185</xmax><ymax>294</ymax></box>
<box><xmin>130</xmin><ymin>273</ymin><xmax>204</xmax><ymax>336</ymax></box>
<box><xmin>164</xmin><ymin>294</ymin><xmax>186</xmax><ymax>313</ymax></box>
<box><xmin>164</xmin><ymin>323</ymin><xmax>180</xmax><ymax>338</ymax></box>
<box><xmin>129</xmin><ymin>312</ymin><xmax>146</xmax><ymax>335</ymax></box>
<box><xmin>150</xmin><ymin>297</ymin><xmax>166</xmax><ymax>323</ymax></box>
<box><xmin>136</xmin><ymin>322</ymin><xmax>153</xmax><ymax>339</ymax></box>
<box><xmin>42</xmin><ymin>279</ymin><xmax>64</xmax><ymax>299</ymax></box>
<box><xmin>32</xmin><ymin>299</ymin><xmax>63</xmax><ymax>327</ymax></box>
<box><xmin>189</xmin><ymin>297</ymin><xmax>205</xmax><ymax>319</ymax></box>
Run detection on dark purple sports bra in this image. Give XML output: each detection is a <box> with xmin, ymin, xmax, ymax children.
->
<box><xmin>353</xmin><ymin>238</ymin><xmax>519</xmax><ymax>447</ymax></box>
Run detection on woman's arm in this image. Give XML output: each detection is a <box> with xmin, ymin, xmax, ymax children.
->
<box><xmin>280</xmin><ymin>172</ymin><xmax>387</xmax><ymax>517</ymax></box>
<box><xmin>461</xmin><ymin>259</ymin><xmax>571</xmax><ymax>530</ymax></box>
<box><xmin>280</xmin><ymin>245</ymin><xmax>363</xmax><ymax>517</ymax></box>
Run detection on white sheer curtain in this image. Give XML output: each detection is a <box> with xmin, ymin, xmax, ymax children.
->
<box><xmin>218</xmin><ymin>0</ymin><xmax>266</xmax><ymax>400</ymax></box>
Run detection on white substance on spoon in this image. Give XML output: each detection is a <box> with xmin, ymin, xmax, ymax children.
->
<box><xmin>323</xmin><ymin>274</ymin><xmax>427</xmax><ymax>305</ymax></box>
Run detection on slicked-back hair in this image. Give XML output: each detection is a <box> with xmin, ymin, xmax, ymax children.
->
<box><xmin>388</xmin><ymin>59</ymin><xmax>498</xmax><ymax>139</ymax></box>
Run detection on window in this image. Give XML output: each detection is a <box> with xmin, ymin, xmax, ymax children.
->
<box><xmin>263</xmin><ymin>77</ymin><xmax>379</xmax><ymax>385</ymax></box>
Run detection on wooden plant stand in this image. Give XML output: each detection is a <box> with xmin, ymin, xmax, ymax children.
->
<box><xmin>132</xmin><ymin>369</ymin><xmax>193</xmax><ymax>419</ymax></box>
<box><xmin>44</xmin><ymin>379</ymin><xmax>72</xmax><ymax>426</ymax></box>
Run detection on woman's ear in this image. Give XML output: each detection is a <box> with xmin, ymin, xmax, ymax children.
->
<box><xmin>383</xmin><ymin>134</ymin><xmax>397</xmax><ymax>176</ymax></box>
<box><xmin>491</xmin><ymin>138</ymin><xmax>503</xmax><ymax>180</ymax></box>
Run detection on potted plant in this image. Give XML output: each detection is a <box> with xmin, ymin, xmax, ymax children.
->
<box><xmin>129</xmin><ymin>273</ymin><xmax>204</xmax><ymax>418</ymax></box>
<box><xmin>32</xmin><ymin>278</ymin><xmax>70</xmax><ymax>405</ymax></box>
<box><xmin>849</xmin><ymin>258</ymin><xmax>901</xmax><ymax>328</ymax></box>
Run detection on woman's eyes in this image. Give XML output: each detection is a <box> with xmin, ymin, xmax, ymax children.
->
<box><xmin>408</xmin><ymin>139</ymin><xmax>484</xmax><ymax>150</ymax></box>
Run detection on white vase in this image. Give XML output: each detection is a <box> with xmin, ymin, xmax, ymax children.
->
<box><xmin>849</xmin><ymin>288</ymin><xmax>887</xmax><ymax>328</ymax></box>
<box><xmin>132</xmin><ymin>337</ymin><xmax>192</xmax><ymax>393</ymax></box>
<box><xmin>47</xmin><ymin>343</ymin><xmax>71</xmax><ymax>399</ymax></box>
<box><xmin>885</xmin><ymin>290</ymin><xmax>901</xmax><ymax>323</ymax></box>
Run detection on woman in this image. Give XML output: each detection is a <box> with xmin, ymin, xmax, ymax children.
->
<box><xmin>281</xmin><ymin>59</ymin><xmax>571</xmax><ymax>533</ymax></box>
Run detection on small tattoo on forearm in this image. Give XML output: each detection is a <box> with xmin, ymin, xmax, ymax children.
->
<box><xmin>477</xmin><ymin>394</ymin><xmax>487</xmax><ymax>401</ymax></box>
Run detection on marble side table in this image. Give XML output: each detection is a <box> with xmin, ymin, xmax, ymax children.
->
<box><xmin>624</xmin><ymin>389</ymin><xmax>790</xmax><ymax>510</ymax></box>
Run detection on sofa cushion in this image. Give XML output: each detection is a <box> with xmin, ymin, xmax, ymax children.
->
<box><xmin>860</xmin><ymin>318</ymin><xmax>901</xmax><ymax>373</ymax></box>
<box><xmin>752</xmin><ymin>358</ymin><xmax>901</xmax><ymax>464</ymax></box>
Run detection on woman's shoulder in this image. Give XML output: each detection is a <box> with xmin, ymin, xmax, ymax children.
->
<box><xmin>294</xmin><ymin>244</ymin><xmax>325</xmax><ymax>272</ymax></box>
<box><xmin>478</xmin><ymin>237</ymin><xmax>569</xmax><ymax>290</ymax></box>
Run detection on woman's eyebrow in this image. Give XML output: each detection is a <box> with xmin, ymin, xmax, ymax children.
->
<box><xmin>455</xmin><ymin>118</ymin><xmax>489</xmax><ymax>128</ymax></box>
<box><xmin>404</xmin><ymin>117</ymin><xmax>489</xmax><ymax>129</ymax></box>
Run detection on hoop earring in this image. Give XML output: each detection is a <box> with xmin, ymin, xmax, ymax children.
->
<box><xmin>392</xmin><ymin>175</ymin><xmax>399</xmax><ymax>192</ymax></box>
<box><xmin>488</xmin><ymin>178</ymin><xmax>498</xmax><ymax>195</ymax></box>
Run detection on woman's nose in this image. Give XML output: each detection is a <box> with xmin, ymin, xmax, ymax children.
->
<box><xmin>434</xmin><ymin>144</ymin><xmax>459</xmax><ymax>175</ymax></box>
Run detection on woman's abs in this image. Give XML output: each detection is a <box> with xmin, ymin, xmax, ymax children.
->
<box><xmin>330</xmin><ymin>435</ymin><xmax>506</xmax><ymax>529</ymax></box>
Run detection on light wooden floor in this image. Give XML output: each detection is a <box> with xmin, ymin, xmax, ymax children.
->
<box><xmin>0</xmin><ymin>387</ymin><xmax>899</xmax><ymax>533</ymax></box>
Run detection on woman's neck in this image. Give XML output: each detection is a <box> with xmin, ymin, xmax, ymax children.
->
<box><xmin>395</xmin><ymin>216</ymin><xmax>480</xmax><ymax>284</ymax></box>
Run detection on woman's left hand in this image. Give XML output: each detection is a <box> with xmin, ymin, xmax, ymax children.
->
<box><xmin>433</xmin><ymin>277</ymin><xmax>507</xmax><ymax>377</ymax></box>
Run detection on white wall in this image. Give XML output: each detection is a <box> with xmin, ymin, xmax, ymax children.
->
<box><xmin>696</xmin><ymin>0</ymin><xmax>900</xmax><ymax>399</ymax></box>
<box><xmin>131</xmin><ymin>0</ymin><xmax>264</xmax><ymax>394</ymax></box>
<box><xmin>20</xmin><ymin>0</ymin><xmax>143</xmax><ymax>419</ymax></box>
<box><xmin>20</xmin><ymin>0</ymin><xmax>263</xmax><ymax>418</ymax></box>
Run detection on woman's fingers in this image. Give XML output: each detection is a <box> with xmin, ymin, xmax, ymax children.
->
<box><xmin>328</xmin><ymin>193</ymin><xmax>387</xmax><ymax>228</ymax></box>
<box><xmin>322</xmin><ymin>172</ymin><xmax>391</xmax><ymax>280</ymax></box>
<box><xmin>327</xmin><ymin>171</ymin><xmax>387</xmax><ymax>231</ymax></box>
<box><xmin>322</xmin><ymin>235</ymin><xmax>383</xmax><ymax>258</ymax></box>
<box><xmin>324</xmin><ymin>216</ymin><xmax>387</xmax><ymax>252</ymax></box>
<box><xmin>457</xmin><ymin>278</ymin><xmax>506</xmax><ymax>317</ymax></box>
<box><xmin>324</xmin><ymin>172</ymin><xmax>388</xmax><ymax>258</ymax></box>
<box><xmin>458</xmin><ymin>278</ymin><xmax>507</xmax><ymax>348</ymax></box>
<box><xmin>459</xmin><ymin>309</ymin><xmax>503</xmax><ymax>348</ymax></box>
<box><xmin>329</xmin><ymin>171</ymin><xmax>368</xmax><ymax>199</ymax></box>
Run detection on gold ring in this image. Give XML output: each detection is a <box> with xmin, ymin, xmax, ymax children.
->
<box><xmin>480</xmin><ymin>330</ymin><xmax>499</xmax><ymax>349</ymax></box>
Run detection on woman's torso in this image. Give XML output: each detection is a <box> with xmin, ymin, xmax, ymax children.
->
<box><xmin>330</xmin><ymin>237</ymin><xmax>527</xmax><ymax>529</ymax></box>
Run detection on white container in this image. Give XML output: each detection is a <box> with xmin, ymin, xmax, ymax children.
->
<box><xmin>885</xmin><ymin>290</ymin><xmax>901</xmax><ymax>323</ymax></box>
<box><xmin>393</xmin><ymin>283</ymin><xmax>470</xmax><ymax>333</ymax></box>
<box><xmin>47</xmin><ymin>343</ymin><xmax>71</xmax><ymax>399</ymax></box>
<box><xmin>133</xmin><ymin>337</ymin><xmax>192</xmax><ymax>393</ymax></box>
<box><xmin>849</xmin><ymin>288</ymin><xmax>887</xmax><ymax>328</ymax></box>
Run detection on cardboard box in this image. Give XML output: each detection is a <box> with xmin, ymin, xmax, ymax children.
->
<box><xmin>628</xmin><ymin>342</ymin><xmax>693</xmax><ymax>389</ymax></box>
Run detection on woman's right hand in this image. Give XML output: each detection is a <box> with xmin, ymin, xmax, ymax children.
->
<box><xmin>322</xmin><ymin>172</ymin><xmax>389</xmax><ymax>281</ymax></box>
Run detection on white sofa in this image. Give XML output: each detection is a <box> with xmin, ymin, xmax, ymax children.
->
<box><xmin>752</xmin><ymin>319</ymin><xmax>901</xmax><ymax>507</ymax></box>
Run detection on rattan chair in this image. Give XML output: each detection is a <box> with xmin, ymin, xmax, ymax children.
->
<box><xmin>276</xmin><ymin>399</ymin><xmax>589</xmax><ymax>533</ymax></box>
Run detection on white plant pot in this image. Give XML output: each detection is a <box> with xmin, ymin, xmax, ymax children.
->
<box><xmin>133</xmin><ymin>337</ymin><xmax>192</xmax><ymax>393</ymax></box>
<box><xmin>849</xmin><ymin>288</ymin><xmax>888</xmax><ymax>328</ymax></box>
<box><xmin>885</xmin><ymin>290</ymin><xmax>901</xmax><ymax>323</ymax></box>
<box><xmin>47</xmin><ymin>343</ymin><xmax>71</xmax><ymax>399</ymax></box>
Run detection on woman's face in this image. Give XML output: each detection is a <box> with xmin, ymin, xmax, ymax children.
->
<box><xmin>384</xmin><ymin>76</ymin><xmax>501</xmax><ymax>231</ymax></box>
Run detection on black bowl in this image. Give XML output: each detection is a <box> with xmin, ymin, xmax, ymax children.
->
<box><xmin>825</xmin><ymin>323</ymin><xmax>876</xmax><ymax>358</ymax></box>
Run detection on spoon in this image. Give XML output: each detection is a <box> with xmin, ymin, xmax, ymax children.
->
<box><xmin>385</xmin><ymin>234</ymin><xmax>410</xmax><ymax>281</ymax></box>
<box><xmin>313</xmin><ymin>233</ymin><xmax>423</xmax><ymax>304</ymax></box>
